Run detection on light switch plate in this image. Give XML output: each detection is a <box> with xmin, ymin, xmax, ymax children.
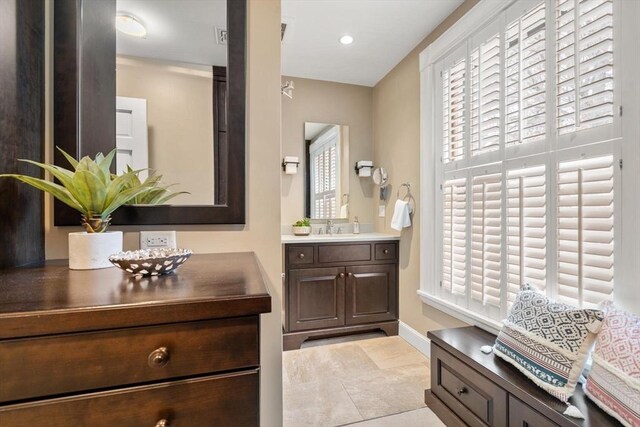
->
<box><xmin>378</xmin><ymin>205</ymin><xmax>386</xmax><ymax>217</ymax></box>
<box><xmin>140</xmin><ymin>231</ymin><xmax>177</xmax><ymax>249</ymax></box>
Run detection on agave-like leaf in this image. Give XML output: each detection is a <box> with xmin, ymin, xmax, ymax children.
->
<box><xmin>0</xmin><ymin>174</ymin><xmax>85</xmax><ymax>213</ymax></box>
<box><xmin>72</xmin><ymin>169</ymin><xmax>107</xmax><ymax>213</ymax></box>
<box><xmin>153</xmin><ymin>191</ymin><xmax>190</xmax><ymax>205</ymax></box>
<box><xmin>103</xmin><ymin>168</ymin><xmax>145</xmax><ymax>208</ymax></box>
<box><xmin>97</xmin><ymin>149</ymin><xmax>116</xmax><ymax>182</ymax></box>
<box><xmin>103</xmin><ymin>184</ymin><xmax>160</xmax><ymax>217</ymax></box>
<box><xmin>19</xmin><ymin>159</ymin><xmax>76</xmax><ymax>190</ymax></box>
<box><xmin>57</xmin><ymin>147</ymin><xmax>79</xmax><ymax>169</ymax></box>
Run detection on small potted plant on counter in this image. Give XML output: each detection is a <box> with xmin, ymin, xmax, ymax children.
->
<box><xmin>292</xmin><ymin>218</ymin><xmax>311</xmax><ymax>236</ymax></box>
<box><xmin>0</xmin><ymin>148</ymin><xmax>175</xmax><ymax>270</ymax></box>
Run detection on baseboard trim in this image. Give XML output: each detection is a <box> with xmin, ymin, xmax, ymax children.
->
<box><xmin>398</xmin><ymin>321</ymin><xmax>431</xmax><ymax>358</ymax></box>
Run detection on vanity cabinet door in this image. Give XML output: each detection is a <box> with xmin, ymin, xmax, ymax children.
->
<box><xmin>288</xmin><ymin>267</ymin><xmax>346</xmax><ymax>331</ymax></box>
<box><xmin>345</xmin><ymin>264</ymin><xmax>397</xmax><ymax>325</ymax></box>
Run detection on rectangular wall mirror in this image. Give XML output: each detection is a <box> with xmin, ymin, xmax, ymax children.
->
<box><xmin>53</xmin><ymin>0</ymin><xmax>246</xmax><ymax>225</ymax></box>
<box><xmin>304</xmin><ymin>122</ymin><xmax>349</xmax><ymax>220</ymax></box>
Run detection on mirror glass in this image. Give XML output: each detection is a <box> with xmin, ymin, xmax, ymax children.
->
<box><xmin>115</xmin><ymin>0</ymin><xmax>226</xmax><ymax>205</ymax></box>
<box><xmin>304</xmin><ymin>122</ymin><xmax>349</xmax><ymax>219</ymax></box>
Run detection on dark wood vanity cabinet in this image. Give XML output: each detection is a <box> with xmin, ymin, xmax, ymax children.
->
<box><xmin>283</xmin><ymin>241</ymin><xmax>399</xmax><ymax>350</ymax></box>
<box><xmin>425</xmin><ymin>327</ymin><xmax>622</xmax><ymax>427</ymax></box>
<box><xmin>0</xmin><ymin>253</ymin><xmax>271</xmax><ymax>426</ymax></box>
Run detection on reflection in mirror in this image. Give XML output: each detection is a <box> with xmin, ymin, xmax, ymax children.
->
<box><xmin>115</xmin><ymin>0</ymin><xmax>226</xmax><ymax>205</ymax></box>
<box><xmin>304</xmin><ymin>122</ymin><xmax>349</xmax><ymax>220</ymax></box>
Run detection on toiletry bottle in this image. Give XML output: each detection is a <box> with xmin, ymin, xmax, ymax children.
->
<box><xmin>353</xmin><ymin>216</ymin><xmax>360</xmax><ymax>234</ymax></box>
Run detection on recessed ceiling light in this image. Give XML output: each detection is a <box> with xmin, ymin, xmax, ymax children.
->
<box><xmin>116</xmin><ymin>13</ymin><xmax>147</xmax><ymax>38</ymax></box>
<box><xmin>339</xmin><ymin>35</ymin><xmax>354</xmax><ymax>45</ymax></box>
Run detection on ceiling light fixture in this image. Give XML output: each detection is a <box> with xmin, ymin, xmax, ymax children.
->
<box><xmin>115</xmin><ymin>13</ymin><xmax>147</xmax><ymax>38</ymax></box>
<box><xmin>339</xmin><ymin>35</ymin><xmax>354</xmax><ymax>45</ymax></box>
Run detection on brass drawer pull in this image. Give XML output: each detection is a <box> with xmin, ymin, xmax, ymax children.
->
<box><xmin>456</xmin><ymin>386</ymin><xmax>468</xmax><ymax>396</ymax></box>
<box><xmin>148</xmin><ymin>347</ymin><xmax>170</xmax><ymax>368</ymax></box>
<box><xmin>347</xmin><ymin>272</ymin><xmax>353</xmax><ymax>277</ymax></box>
<box><xmin>298</xmin><ymin>253</ymin><xmax>305</xmax><ymax>259</ymax></box>
<box><xmin>155</xmin><ymin>419</ymin><xmax>169</xmax><ymax>427</ymax></box>
<box><xmin>383</xmin><ymin>249</ymin><xmax>389</xmax><ymax>254</ymax></box>
<box><xmin>338</xmin><ymin>273</ymin><xmax>345</xmax><ymax>278</ymax></box>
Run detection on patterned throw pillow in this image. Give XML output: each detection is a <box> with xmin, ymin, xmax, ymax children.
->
<box><xmin>584</xmin><ymin>302</ymin><xmax>640</xmax><ymax>427</ymax></box>
<box><xmin>493</xmin><ymin>285</ymin><xmax>604</xmax><ymax>402</ymax></box>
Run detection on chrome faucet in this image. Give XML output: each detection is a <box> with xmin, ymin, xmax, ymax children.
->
<box><xmin>325</xmin><ymin>219</ymin><xmax>334</xmax><ymax>235</ymax></box>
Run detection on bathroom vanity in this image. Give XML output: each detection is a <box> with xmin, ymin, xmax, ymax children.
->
<box><xmin>282</xmin><ymin>234</ymin><xmax>399</xmax><ymax>350</ymax></box>
<box><xmin>0</xmin><ymin>253</ymin><xmax>271</xmax><ymax>426</ymax></box>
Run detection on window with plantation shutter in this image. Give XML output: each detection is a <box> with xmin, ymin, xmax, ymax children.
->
<box><xmin>505</xmin><ymin>2</ymin><xmax>546</xmax><ymax>147</ymax></box>
<box><xmin>556</xmin><ymin>0</ymin><xmax>614</xmax><ymax>134</ymax></box>
<box><xmin>557</xmin><ymin>154</ymin><xmax>614</xmax><ymax>307</ymax></box>
<box><xmin>310</xmin><ymin>129</ymin><xmax>339</xmax><ymax>219</ymax></box>
<box><xmin>422</xmin><ymin>0</ymin><xmax>629</xmax><ymax>329</ymax></box>
<box><xmin>471</xmin><ymin>173</ymin><xmax>502</xmax><ymax>307</ymax></box>
<box><xmin>442</xmin><ymin>59</ymin><xmax>466</xmax><ymax>163</ymax></box>
<box><xmin>506</xmin><ymin>165</ymin><xmax>547</xmax><ymax>303</ymax></box>
<box><xmin>442</xmin><ymin>178</ymin><xmax>467</xmax><ymax>296</ymax></box>
<box><xmin>471</xmin><ymin>34</ymin><xmax>501</xmax><ymax>156</ymax></box>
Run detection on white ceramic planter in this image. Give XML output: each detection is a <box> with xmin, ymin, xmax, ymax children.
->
<box><xmin>292</xmin><ymin>226</ymin><xmax>311</xmax><ymax>236</ymax></box>
<box><xmin>68</xmin><ymin>231</ymin><xmax>123</xmax><ymax>270</ymax></box>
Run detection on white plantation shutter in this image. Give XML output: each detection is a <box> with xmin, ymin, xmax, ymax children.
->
<box><xmin>557</xmin><ymin>155</ymin><xmax>614</xmax><ymax>307</ymax></box>
<box><xmin>310</xmin><ymin>136</ymin><xmax>338</xmax><ymax>219</ymax></box>
<box><xmin>506</xmin><ymin>165</ymin><xmax>547</xmax><ymax>303</ymax></box>
<box><xmin>442</xmin><ymin>178</ymin><xmax>467</xmax><ymax>296</ymax></box>
<box><xmin>442</xmin><ymin>59</ymin><xmax>466</xmax><ymax>163</ymax></box>
<box><xmin>556</xmin><ymin>0</ymin><xmax>614</xmax><ymax>134</ymax></box>
<box><xmin>471</xmin><ymin>173</ymin><xmax>502</xmax><ymax>307</ymax></box>
<box><xmin>505</xmin><ymin>2</ymin><xmax>546</xmax><ymax>146</ymax></box>
<box><xmin>471</xmin><ymin>34</ymin><xmax>501</xmax><ymax>156</ymax></box>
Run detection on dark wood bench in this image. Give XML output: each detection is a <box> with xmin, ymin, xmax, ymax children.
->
<box><xmin>425</xmin><ymin>326</ymin><xmax>622</xmax><ymax>427</ymax></box>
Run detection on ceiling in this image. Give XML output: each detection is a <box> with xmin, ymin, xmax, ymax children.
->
<box><xmin>115</xmin><ymin>0</ymin><xmax>465</xmax><ymax>87</ymax></box>
<box><xmin>116</xmin><ymin>0</ymin><xmax>227</xmax><ymax>66</ymax></box>
<box><xmin>281</xmin><ymin>0</ymin><xmax>465</xmax><ymax>86</ymax></box>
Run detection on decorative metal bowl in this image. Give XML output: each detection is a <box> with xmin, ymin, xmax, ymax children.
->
<box><xmin>109</xmin><ymin>248</ymin><xmax>192</xmax><ymax>277</ymax></box>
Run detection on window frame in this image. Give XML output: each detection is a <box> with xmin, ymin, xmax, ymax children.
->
<box><xmin>419</xmin><ymin>0</ymin><xmax>636</xmax><ymax>333</ymax></box>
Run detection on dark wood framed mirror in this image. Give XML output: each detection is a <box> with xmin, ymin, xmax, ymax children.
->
<box><xmin>53</xmin><ymin>0</ymin><xmax>246</xmax><ymax>225</ymax></box>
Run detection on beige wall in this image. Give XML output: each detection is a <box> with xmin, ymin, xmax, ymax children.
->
<box><xmin>372</xmin><ymin>1</ymin><xmax>480</xmax><ymax>334</ymax></box>
<box><xmin>281</xmin><ymin>77</ymin><xmax>374</xmax><ymax>225</ymax></box>
<box><xmin>116</xmin><ymin>57</ymin><xmax>215</xmax><ymax>205</ymax></box>
<box><xmin>44</xmin><ymin>0</ymin><xmax>283</xmax><ymax>424</ymax></box>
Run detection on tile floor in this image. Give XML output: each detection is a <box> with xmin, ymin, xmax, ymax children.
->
<box><xmin>283</xmin><ymin>335</ymin><xmax>444</xmax><ymax>427</ymax></box>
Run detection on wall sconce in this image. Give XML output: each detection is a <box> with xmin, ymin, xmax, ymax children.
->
<box><xmin>354</xmin><ymin>160</ymin><xmax>374</xmax><ymax>177</ymax></box>
<box><xmin>282</xmin><ymin>156</ymin><xmax>299</xmax><ymax>174</ymax></box>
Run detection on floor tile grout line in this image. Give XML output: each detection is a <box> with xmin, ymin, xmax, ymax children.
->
<box><xmin>336</xmin><ymin>407</ymin><xmax>430</xmax><ymax>427</ymax></box>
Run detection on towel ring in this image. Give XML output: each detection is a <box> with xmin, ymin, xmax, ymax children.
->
<box><xmin>397</xmin><ymin>183</ymin><xmax>415</xmax><ymax>215</ymax></box>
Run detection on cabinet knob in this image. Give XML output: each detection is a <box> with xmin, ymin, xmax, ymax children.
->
<box><xmin>383</xmin><ymin>249</ymin><xmax>389</xmax><ymax>254</ymax></box>
<box><xmin>338</xmin><ymin>273</ymin><xmax>345</xmax><ymax>278</ymax></box>
<box><xmin>155</xmin><ymin>420</ymin><xmax>169</xmax><ymax>427</ymax></box>
<box><xmin>456</xmin><ymin>387</ymin><xmax>468</xmax><ymax>396</ymax></box>
<box><xmin>148</xmin><ymin>347</ymin><xmax>170</xmax><ymax>368</ymax></box>
<box><xmin>298</xmin><ymin>253</ymin><xmax>305</xmax><ymax>259</ymax></box>
<box><xmin>347</xmin><ymin>272</ymin><xmax>353</xmax><ymax>277</ymax></box>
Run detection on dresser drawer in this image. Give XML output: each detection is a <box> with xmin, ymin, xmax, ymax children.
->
<box><xmin>318</xmin><ymin>244</ymin><xmax>371</xmax><ymax>263</ymax></box>
<box><xmin>509</xmin><ymin>395</ymin><xmax>558</xmax><ymax>427</ymax></box>
<box><xmin>288</xmin><ymin>246</ymin><xmax>314</xmax><ymax>265</ymax></box>
<box><xmin>432</xmin><ymin>345</ymin><xmax>507</xmax><ymax>427</ymax></box>
<box><xmin>375</xmin><ymin>243</ymin><xmax>396</xmax><ymax>260</ymax></box>
<box><xmin>0</xmin><ymin>370</ymin><xmax>258</xmax><ymax>426</ymax></box>
<box><xmin>0</xmin><ymin>317</ymin><xmax>258</xmax><ymax>403</ymax></box>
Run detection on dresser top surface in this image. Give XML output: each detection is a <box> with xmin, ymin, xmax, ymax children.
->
<box><xmin>0</xmin><ymin>253</ymin><xmax>271</xmax><ymax>338</ymax></box>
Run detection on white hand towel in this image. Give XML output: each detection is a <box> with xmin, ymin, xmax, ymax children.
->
<box><xmin>391</xmin><ymin>200</ymin><xmax>411</xmax><ymax>231</ymax></box>
<box><xmin>339</xmin><ymin>203</ymin><xmax>349</xmax><ymax>218</ymax></box>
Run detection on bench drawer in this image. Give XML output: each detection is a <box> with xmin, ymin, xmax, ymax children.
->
<box><xmin>509</xmin><ymin>395</ymin><xmax>558</xmax><ymax>427</ymax></box>
<box><xmin>432</xmin><ymin>344</ymin><xmax>507</xmax><ymax>427</ymax></box>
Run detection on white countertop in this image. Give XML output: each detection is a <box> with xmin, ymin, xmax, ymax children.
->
<box><xmin>281</xmin><ymin>232</ymin><xmax>400</xmax><ymax>244</ymax></box>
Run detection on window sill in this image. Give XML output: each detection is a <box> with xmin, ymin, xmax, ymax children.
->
<box><xmin>417</xmin><ymin>289</ymin><xmax>502</xmax><ymax>335</ymax></box>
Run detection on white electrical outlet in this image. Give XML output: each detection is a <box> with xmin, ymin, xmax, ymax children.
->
<box><xmin>140</xmin><ymin>231</ymin><xmax>177</xmax><ymax>249</ymax></box>
<box><xmin>378</xmin><ymin>205</ymin><xmax>386</xmax><ymax>217</ymax></box>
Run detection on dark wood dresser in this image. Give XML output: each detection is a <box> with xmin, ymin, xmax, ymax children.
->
<box><xmin>283</xmin><ymin>240</ymin><xmax>399</xmax><ymax>350</ymax></box>
<box><xmin>426</xmin><ymin>327</ymin><xmax>622</xmax><ymax>427</ymax></box>
<box><xmin>0</xmin><ymin>252</ymin><xmax>271</xmax><ymax>426</ymax></box>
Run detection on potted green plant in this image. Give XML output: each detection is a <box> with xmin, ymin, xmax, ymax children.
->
<box><xmin>0</xmin><ymin>148</ymin><xmax>165</xmax><ymax>270</ymax></box>
<box><xmin>292</xmin><ymin>218</ymin><xmax>311</xmax><ymax>236</ymax></box>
